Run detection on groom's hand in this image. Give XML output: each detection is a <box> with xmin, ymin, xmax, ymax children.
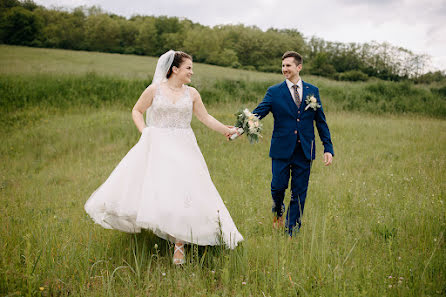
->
<box><xmin>323</xmin><ymin>152</ymin><xmax>333</xmax><ymax>166</ymax></box>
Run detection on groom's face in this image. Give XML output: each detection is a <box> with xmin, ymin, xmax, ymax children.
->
<box><xmin>282</xmin><ymin>57</ymin><xmax>302</xmax><ymax>81</ymax></box>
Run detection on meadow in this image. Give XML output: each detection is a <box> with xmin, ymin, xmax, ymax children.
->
<box><xmin>0</xmin><ymin>45</ymin><xmax>445</xmax><ymax>296</ymax></box>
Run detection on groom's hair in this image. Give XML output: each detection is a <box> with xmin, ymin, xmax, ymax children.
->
<box><xmin>282</xmin><ymin>51</ymin><xmax>303</xmax><ymax>66</ymax></box>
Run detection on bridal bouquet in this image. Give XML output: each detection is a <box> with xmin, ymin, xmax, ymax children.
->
<box><xmin>230</xmin><ymin>108</ymin><xmax>262</xmax><ymax>143</ymax></box>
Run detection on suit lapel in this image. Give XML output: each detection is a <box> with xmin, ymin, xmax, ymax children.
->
<box><xmin>300</xmin><ymin>80</ymin><xmax>310</xmax><ymax>111</ymax></box>
<box><xmin>280</xmin><ymin>81</ymin><xmax>298</xmax><ymax>114</ymax></box>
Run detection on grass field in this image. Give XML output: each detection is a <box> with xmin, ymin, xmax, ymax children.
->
<box><xmin>0</xmin><ymin>46</ymin><xmax>445</xmax><ymax>296</ymax></box>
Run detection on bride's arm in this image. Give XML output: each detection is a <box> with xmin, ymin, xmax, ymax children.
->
<box><xmin>132</xmin><ymin>84</ymin><xmax>156</xmax><ymax>133</ymax></box>
<box><xmin>191</xmin><ymin>88</ymin><xmax>234</xmax><ymax>137</ymax></box>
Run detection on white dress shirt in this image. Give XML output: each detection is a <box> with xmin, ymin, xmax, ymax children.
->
<box><xmin>285</xmin><ymin>79</ymin><xmax>302</xmax><ymax>103</ymax></box>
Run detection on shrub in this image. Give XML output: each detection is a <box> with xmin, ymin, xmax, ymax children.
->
<box><xmin>258</xmin><ymin>65</ymin><xmax>281</xmax><ymax>74</ymax></box>
<box><xmin>241</xmin><ymin>65</ymin><xmax>256</xmax><ymax>71</ymax></box>
<box><xmin>338</xmin><ymin>70</ymin><xmax>369</xmax><ymax>81</ymax></box>
<box><xmin>431</xmin><ymin>86</ymin><xmax>446</xmax><ymax>98</ymax></box>
<box><xmin>414</xmin><ymin>71</ymin><xmax>446</xmax><ymax>84</ymax></box>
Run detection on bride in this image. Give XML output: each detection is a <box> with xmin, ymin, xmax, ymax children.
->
<box><xmin>84</xmin><ymin>50</ymin><xmax>243</xmax><ymax>265</ymax></box>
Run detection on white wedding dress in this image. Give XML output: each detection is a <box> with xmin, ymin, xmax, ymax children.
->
<box><xmin>84</xmin><ymin>84</ymin><xmax>243</xmax><ymax>248</ymax></box>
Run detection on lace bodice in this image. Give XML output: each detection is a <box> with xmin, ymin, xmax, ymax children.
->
<box><xmin>146</xmin><ymin>84</ymin><xmax>193</xmax><ymax>129</ymax></box>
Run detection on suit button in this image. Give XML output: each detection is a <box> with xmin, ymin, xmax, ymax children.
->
<box><xmin>294</xmin><ymin>130</ymin><xmax>297</xmax><ymax>134</ymax></box>
<box><xmin>298</xmin><ymin>140</ymin><xmax>301</xmax><ymax>143</ymax></box>
<box><xmin>297</xmin><ymin>119</ymin><xmax>300</xmax><ymax>122</ymax></box>
<box><xmin>298</xmin><ymin>111</ymin><xmax>300</xmax><ymax>114</ymax></box>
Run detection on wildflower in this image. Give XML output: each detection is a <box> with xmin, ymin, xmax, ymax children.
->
<box><xmin>162</xmin><ymin>272</ymin><xmax>166</xmax><ymax>276</ymax></box>
<box><xmin>154</xmin><ymin>244</ymin><xmax>158</xmax><ymax>249</ymax></box>
<box><xmin>242</xmin><ymin>282</ymin><xmax>247</xmax><ymax>285</ymax></box>
<box><xmin>39</xmin><ymin>287</ymin><xmax>44</xmax><ymax>291</ymax></box>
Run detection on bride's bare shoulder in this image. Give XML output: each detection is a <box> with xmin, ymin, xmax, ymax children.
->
<box><xmin>139</xmin><ymin>83</ymin><xmax>158</xmax><ymax>98</ymax></box>
<box><xmin>187</xmin><ymin>86</ymin><xmax>201</xmax><ymax>101</ymax></box>
<box><xmin>145</xmin><ymin>83</ymin><xmax>158</xmax><ymax>93</ymax></box>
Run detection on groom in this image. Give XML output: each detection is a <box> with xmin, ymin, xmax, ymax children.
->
<box><xmin>252</xmin><ymin>51</ymin><xmax>334</xmax><ymax>236</ymax></box>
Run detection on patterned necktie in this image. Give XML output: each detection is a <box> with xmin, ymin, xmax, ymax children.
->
<box><xmin>293</xmin><ymin>85</ymin><xmax>301</xmax><ymax>108</ymax></box>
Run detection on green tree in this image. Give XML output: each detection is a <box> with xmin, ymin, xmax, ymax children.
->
<box><xmin>183</xmin><ymin>26</ymin><xmax>221</xmax><ymax>63</ymax></box>
<box><xmin>0</xmin><ymin>0</ymin><xmax>20</xmax><ymax>10</ymax></box>
<box><xmin>119</xmin><ymin>18</ymin><xmax>138</xmax><ymax>54</ymax></box>
<box><xmin>309</xmin><ymin>52</ymin><xmax>336</xmax><ymax>77</ymax></box>
<box><xmin>134</xmin><ymin>16</ymin><xmax>158</xmax><ymax>55</ymax></box>
<box><xmin>232</xmin><ymin>26</ymin><xmax>265</xmax><ymax>68</ymax></box>
<box><xmin>154</xmin><ymin>16</ymin><xmax>183</xmax><ymax>55</ymax></box>
<box><xmin>0</xmin><ymin>6</ymin><xmax>42</xmax><ymax>45</ymax></box>
<box><xmin>20</xmin><ymin>0</ymin><xmax>38</xmax><ymax>11</ymax></box>
<box><xmin>84</xmin><ymin>14</ymin><xmax>121</xmax><ymax>52</ymax></box>
<box><xmin>36</xmin><ymin>8</ymin><xmax>85</xmax><ymax>49</ymax></box>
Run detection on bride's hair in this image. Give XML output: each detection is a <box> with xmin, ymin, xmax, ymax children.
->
<box><xmin>166</xmin><ymin>51</ymin><xmax>193</xmax><ymax>78</ymax></box>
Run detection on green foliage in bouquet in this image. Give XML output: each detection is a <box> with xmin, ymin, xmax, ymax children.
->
<box><xmin>234</xmin><ymin>108</ymin><xmax>263</xmax><ymax>144</ymax></box>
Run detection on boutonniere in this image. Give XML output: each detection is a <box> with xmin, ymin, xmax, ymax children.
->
<box><xmin>304</xmin><ymin>95</ymin><xmax>321</xmax><ymax>111</ymax></box>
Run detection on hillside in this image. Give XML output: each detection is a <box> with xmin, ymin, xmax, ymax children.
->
<box><xmin>1</xmin><ymin>45</ymin><xmax>445</xmax><ymax>119</ymax></box>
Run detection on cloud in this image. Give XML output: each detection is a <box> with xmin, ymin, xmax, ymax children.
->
<box><xmin>336</xmin><ymin>0</ymin><xmax>397</xmax><ymax>4</ymax></box>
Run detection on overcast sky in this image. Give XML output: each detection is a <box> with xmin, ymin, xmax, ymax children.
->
<box><xmin>34</xmin><ymin>0</ymin><xmax>446</xmax><ymax>71</ymax></box>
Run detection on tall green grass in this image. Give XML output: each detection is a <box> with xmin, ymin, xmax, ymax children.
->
<box><xmin>1</xmin><ymin>72</ymin><xmax>445</xmax><ymax>120</ymax></box>
<box><xmin>1</xmin><ymin>106</ymin><xmax>445</xmax><ymax>296</ymax></box>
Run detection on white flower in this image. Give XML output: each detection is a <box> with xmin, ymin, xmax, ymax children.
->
<box><xmin>304</xmin><ymin>95</ymin><xmax>321</xmax><ymax>111</ymax></box>
<box><xmin>232</xmin><ymin>107</ymin><xmax>263</xmax><ymax>143</ymax></box>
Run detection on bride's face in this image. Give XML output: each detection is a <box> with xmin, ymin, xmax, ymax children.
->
<box><xmin>174</xmin><ymin>59</ymin><xmax>193</xmax><ymax>84</ymax></box>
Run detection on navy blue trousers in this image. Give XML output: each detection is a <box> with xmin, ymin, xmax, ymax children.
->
<box><xmin>271</xmin><ymin>142</ymin><xmax>311</xmax><ymax>236</ymax></box>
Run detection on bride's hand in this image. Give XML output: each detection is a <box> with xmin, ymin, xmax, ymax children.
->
<box><xmin>225</xmin><ymin>125</ymin><xmax>237</xmax><ymax>140</ymax></box>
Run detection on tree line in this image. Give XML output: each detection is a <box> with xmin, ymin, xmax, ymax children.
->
<box><xmin>1</xmin><ymin>0</ymin><xmax>444</xmax><ymax>83</ymax></box>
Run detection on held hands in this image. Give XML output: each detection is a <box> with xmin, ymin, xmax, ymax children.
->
<box><xmin>323</xmin><ymin>152</ymin><xmax>333</xmax><ymax>166</ymax></box>
<box><xmin>225</xmin><ymin>125</ymin><xmax>237</xmax><ymax>140</ymax></box>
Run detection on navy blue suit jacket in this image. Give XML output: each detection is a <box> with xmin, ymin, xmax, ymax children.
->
<box><xmin>253</xmin><ymin>80</ymin><xmax>334</xmax><ymax>160</ymax></box>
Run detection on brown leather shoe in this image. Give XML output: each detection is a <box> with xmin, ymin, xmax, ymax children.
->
<box><xmin>273</xmin><ymin>216</ymin><xmax>284</xmax><ymax>229</ymax></box>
